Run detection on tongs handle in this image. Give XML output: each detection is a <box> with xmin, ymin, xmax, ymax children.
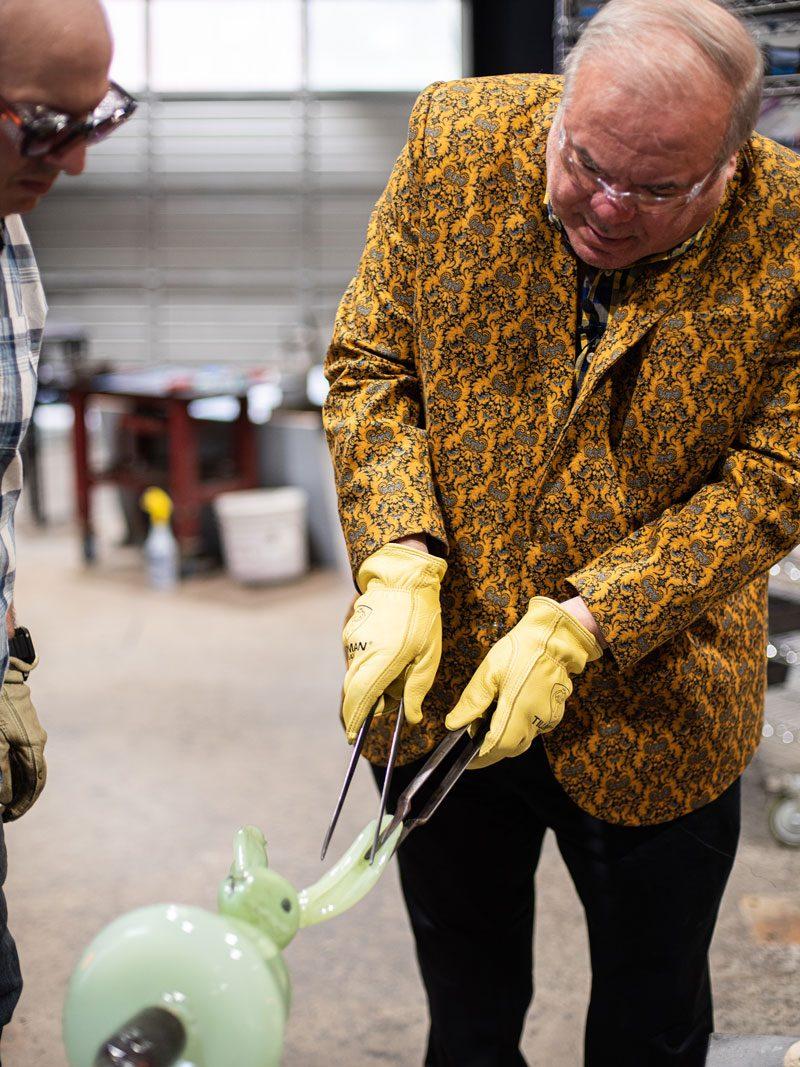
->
<box><xmin>372</xmin><ymin>708</ymin><xmax>494</xmax><ymax>856</ymax></box>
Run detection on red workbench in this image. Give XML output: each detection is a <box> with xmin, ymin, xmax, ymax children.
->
<box><xmin>69</xmin><ymin>370</ymin><xmax>260</xmax><ymax>563</ymax></box>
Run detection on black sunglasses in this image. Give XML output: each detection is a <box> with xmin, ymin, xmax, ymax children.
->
<box><xmin>0</xmin><ymin>80</ymin><xmax>137</xmax><ymax>158</ymax></box>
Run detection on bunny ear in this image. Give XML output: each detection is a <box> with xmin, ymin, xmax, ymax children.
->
<box><xmin>231</xmin><ymin>825</ymin><xmax>269</xmax><ymax>878</ymax></box>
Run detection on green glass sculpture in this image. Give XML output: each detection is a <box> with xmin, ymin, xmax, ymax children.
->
<box><xmin>63</xmin><ymin>817</ymin><xmax>401</xmax><ymax>1067</ymax></box>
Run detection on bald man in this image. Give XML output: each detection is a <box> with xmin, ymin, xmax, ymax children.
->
<box><xmin>0</xmin><ymin>0</ymin><xmax>135</xmax><ymax>1041</ymax></box>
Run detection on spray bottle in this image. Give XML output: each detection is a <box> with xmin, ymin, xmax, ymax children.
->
<box><xmin>140</xmin><ymin>487</ymin><xmax>179</xmax><ymax>590</ymax></box>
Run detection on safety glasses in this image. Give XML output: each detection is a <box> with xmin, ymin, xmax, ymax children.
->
<box><xmin>557</xmin><ymin>122</ymin><xmax>722</xmax><ymax>215</ymax></box>
<box><xmin>0</xmin><ymin>80</ymin><xmax>137</xmax><ymax>159</ymax></box>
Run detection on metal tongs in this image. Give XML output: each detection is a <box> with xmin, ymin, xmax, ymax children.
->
<box><xmin>321</xmin><ymin>699</ymin><xmax>490</xmax><ymax>866</ymax></box>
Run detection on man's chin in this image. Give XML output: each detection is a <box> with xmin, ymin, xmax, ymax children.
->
<box><xmin>569</xmin><ymin>227</ymin><xmax>639</xmax><ymax>269</ymax></box>
<box><xmin>0</xmin><ymin>190</ymin><xmax>43</xmax><ymax>215</ymax></box>
<box><xmin>578</xmin><ymin>248</ymin><xmax>631</xmax><ymax>269</ymax></box>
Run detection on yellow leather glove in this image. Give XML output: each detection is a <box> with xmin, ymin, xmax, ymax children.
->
<box><xmin>341</xmin><ymin>543</ymin><xmax>447</xmax><ymax>743</ymax></box>
<box><xmin>445</xmin><ymin>597</ymin><xmax>602</xmax><ymax>769</ymax></box>
<box><xmin>0</xmin><ymin>654</ymin><xmax>48</xmax><ymax>821</ymax></box>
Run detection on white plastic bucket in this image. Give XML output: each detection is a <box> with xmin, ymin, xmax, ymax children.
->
<box><xmin>214</xmin><ymin>487</ymin><xmax>308</xmax><ymax>584</ymax></box>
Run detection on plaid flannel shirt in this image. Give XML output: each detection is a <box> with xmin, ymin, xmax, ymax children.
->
<box><xmin>0</xmin><ymin>215</ymin><xmax>46</xmax><ymax>683</ymax></box>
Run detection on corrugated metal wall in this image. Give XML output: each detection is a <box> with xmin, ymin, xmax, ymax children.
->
<box><xmin>24</xmin><ymin>92</ymin><xmax>415</xmax><ymax>371</ymax></box>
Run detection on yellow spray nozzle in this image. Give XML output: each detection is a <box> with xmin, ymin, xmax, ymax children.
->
<box><xmin>140</xmin><ymin>486</ymin><xmax>173</xmax><ymax>525</ymax></box>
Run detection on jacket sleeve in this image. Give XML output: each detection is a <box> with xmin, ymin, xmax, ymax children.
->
<box><xmin>566</xmin><ymin>318</ymin><xmax>800</xmax><ymax>671</ymax></box>
<box><xmin>323</xmin><ymin>83</ymin><xmax>448</xmax><ymax>577</ymax></box>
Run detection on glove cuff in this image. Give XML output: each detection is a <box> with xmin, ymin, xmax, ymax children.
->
<box><xmin>526</xmin><ymin>597</ymin><xmax>603</xmax><ymax>670</ymax></box>
<box><xmin>356</xmin><ymin>543</ymin><xmax>447</xmax><ymax>594</ymax></box>
<box><xmin>6</xmin><ymin>654</ymin><xmax>39</xmax><ymax>682</ymax></box>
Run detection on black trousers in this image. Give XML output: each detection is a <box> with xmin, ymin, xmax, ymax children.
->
<box><xmin>0</xmin><ymin>818</ymin><xmax>22</xmax><ymax>1053</ymax></box>
<box><xmin>372</xmin><ymin>738</ymin><xmax>740</xmax><ymax>1067</ymax></box>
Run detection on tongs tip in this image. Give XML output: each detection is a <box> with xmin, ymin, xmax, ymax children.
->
<box><xmin>320</xmin><ymin>705</ymin><xmax>377</xmax><ymax>862</ymax></box>
<box><xmin>319</xmin><ymin>832</ymin><xmax>333</xmax><ymax>863</ymax></box>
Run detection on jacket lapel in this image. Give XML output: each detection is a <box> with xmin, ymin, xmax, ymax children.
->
<box><xmin>508</xmin><ymin>88</ymin><xmax>576</xmax><ymax>431</ymax></box>
<box><xmin>565</xmin><ymin>152</ymin><xmax>751</xmax><ymax>428</ymax></box>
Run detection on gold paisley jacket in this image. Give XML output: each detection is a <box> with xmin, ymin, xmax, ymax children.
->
<box><xmin>323</xmin><ymin>74</ymin><xmax>800</xmax><ymax>826</ymax></box>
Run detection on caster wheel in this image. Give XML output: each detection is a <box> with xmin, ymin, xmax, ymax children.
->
<box><xmin>768</xmin><ymin>797</ymin><xmax>800</xmax><ymax>848</ymax></box>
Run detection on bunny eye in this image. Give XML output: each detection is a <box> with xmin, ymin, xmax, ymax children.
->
<box><xmin>281</xmin><ymin>898</ymin><xmax>292</xmax><ymax>913</ymax></box>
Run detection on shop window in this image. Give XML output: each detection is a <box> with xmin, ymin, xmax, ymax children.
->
<box><xmin>308</xmin><ymin>0</ymin><xmax>464</xmax><ymax>91</ymax></box>
<box><xmin>104</xmin><ymin>0</ymin><xmax>147</xmax><ymax>92</ymax></box>
<box><xmin>150</xmin><ymin>0</ymin><xmax>303</xmax><ymax>92</ymax></box>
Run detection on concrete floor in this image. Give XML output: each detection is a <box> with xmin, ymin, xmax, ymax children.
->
<box><xmin>2</xmin><ymin>500</ymin><xmax>800</xmax><ymax>1066</ymax></box>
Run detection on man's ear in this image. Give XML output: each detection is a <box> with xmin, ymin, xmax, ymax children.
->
<box><xmin>722</xmin><ymin>152</ymin><xmax>738</xmax><ymax>183</ymax></box>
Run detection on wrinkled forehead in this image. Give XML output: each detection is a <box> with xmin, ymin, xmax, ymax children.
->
<box><xmin>563</xmin><ymin>65</ymin><xmax>731</xmax><ymax>173</ymax></box>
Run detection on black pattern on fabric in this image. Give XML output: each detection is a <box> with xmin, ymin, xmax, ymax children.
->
<box><xmin>545</xmin><ymin>199</ymin><xmax>708</xmax><ymax>391</ymax></box>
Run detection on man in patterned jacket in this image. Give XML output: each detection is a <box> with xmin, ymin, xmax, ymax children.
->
<box><xmin>0</xmin><ymin>0</ymin><xmax>135</xmax><ymax>1045</ymax></box>
<box><xmin>324</xmin><ymin>0</ymin><xmax>800</xmax><ymax>1064</ymax></box>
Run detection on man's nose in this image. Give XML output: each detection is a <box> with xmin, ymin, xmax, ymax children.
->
<box><xmin>43</xmin><ymin>141</ymin><xmax>88</xmax><ymax>176</ymax></box>
<box><xmin>589</xmin><ymin>189</ymin><xmax>638</xmax><ymax>225</ymax></box>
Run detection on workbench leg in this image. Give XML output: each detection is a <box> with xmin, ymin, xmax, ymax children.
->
<box><xmin>70</xmin><ymin>391</ymin><xmax>96</xmax><ymax>564</ymax></box>
<box><xmin>234</xmin><ymin>398</ymin><xmax>258</xmax><ymax>487</ymax></box>
<box><xmin>167</xmin><ymin>398</ymin><xmax>201</xmax><ymax>555</ymax></box>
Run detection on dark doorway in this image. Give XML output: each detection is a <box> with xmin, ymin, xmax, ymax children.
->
<box><xmin>469</xmin><ymin>0</ymin><xmax>556</xmax><ymax>76</ymax></box>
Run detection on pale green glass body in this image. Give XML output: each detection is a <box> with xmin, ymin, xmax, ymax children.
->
<box><xmin>63</xmin><ymin>818</ymin><xmax>400</xmax><ymax>1067</ymax></box>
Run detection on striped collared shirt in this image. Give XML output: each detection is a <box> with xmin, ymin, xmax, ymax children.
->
<box><xmin>0</xmin><ymin>215</ymin><xmax>46</xmax><ymax>682</ymax></box>
<box><xmin>545</xmin><ymin>201</ymin><xmax>706</xmax><ymax>391</ymax></box>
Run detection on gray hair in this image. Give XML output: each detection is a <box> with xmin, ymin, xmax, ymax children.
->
<box><xmin>561</xmin><ymin>0</ymin><xmax>764</xmax><ymax>161</ymax></box>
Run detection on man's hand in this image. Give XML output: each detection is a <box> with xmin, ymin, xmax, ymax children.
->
<box><xmin>0</xmin><ymin>650</ymin><xmax>47</xmax><ymax>821</ymax></box>
<box><xmin>445</xmin><ymin>598</ymin><xmax>603</xmax><ymax>769</ymax></box>
<box><xmin>341</xmin><ymin>542</ymin><xmax>447</xmax><ymax>742</ymax></box>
